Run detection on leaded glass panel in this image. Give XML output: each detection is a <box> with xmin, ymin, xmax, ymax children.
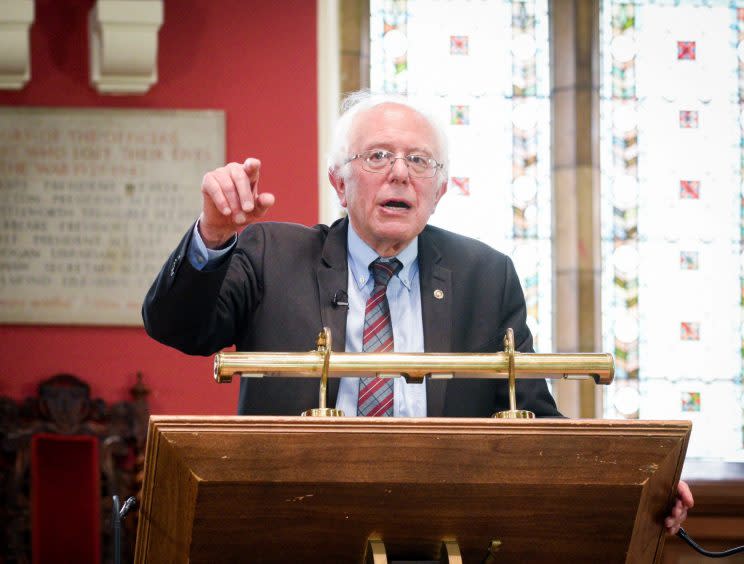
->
<box><xmin>370</xmin><ymin>0</ymin><xmax>552</xmax><ymax>351</ymax></box>
<box><xmin>600</xmin><ymin>0</ymin><xmax>744</xmax><ymax>460</ymax></box>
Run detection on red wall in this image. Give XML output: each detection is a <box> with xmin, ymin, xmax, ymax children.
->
<box><xmin>0</xmin><ymin>0</ymin><xmax>318</xmax><ymax>414</ymax></box>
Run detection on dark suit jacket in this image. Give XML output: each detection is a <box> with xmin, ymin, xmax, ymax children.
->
<box><xmin>143</xmin><ymin>217</ymin><xmax>561</xmax><ymax>417</ymax></box>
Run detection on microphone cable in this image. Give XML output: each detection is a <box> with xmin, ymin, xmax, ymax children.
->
<box><xmin>677</xmin><ymin>528</ymin><xmax>744</xmax><ymax>558</ymax></box>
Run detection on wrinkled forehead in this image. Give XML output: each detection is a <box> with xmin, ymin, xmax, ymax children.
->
<box><xmin>348</xmin><ymin>102</ymin><xmax>440</xmax><ymax>155</ymax></box>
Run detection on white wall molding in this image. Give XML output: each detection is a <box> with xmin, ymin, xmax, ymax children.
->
<box><xmin>88</xmin><ymin>0</ymin><xmax>164</xmax><ymax>95</ymax></box>
<box><xmin>317</xmin><ymin>0</ymin><xmax>341</xmax><ymax>224</ymax></box>
<box><xmin>0</xmin><ymin>0</ymin><xmax>35</xmax><ymax>90</ymax></box>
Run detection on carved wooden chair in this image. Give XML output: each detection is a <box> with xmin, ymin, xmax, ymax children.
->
<box><xmin>0</xmin><ymin>373</ymin><xmax>149</xmax><ymax>563</ymax></box>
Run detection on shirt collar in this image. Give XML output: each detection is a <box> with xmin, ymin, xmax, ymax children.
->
<box><xmin>347</xmin><ymin>219</ymin><xmax>418</xmax><ymax>291</ymax></box>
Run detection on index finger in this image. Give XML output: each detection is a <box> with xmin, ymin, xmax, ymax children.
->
<box><xmin>226</xmin><ymin>162</ymin><xmax>253</xmax><ymax>213</ymax></box>
<box><xmin>243</xmin><ymin>158</ymin><xmax>261</xmax><ymax>196</ymax></box>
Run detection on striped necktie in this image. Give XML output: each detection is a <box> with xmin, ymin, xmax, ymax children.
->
<box><xmin>357</xmin><ymin>257</ymin><xmax>402</xmax><ymax>417</ymax></box>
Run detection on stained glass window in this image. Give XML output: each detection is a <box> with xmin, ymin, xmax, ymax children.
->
<box><xmin>370</xmin><ymin>0</ymin><xmax>553</xmax><ymax>351</ymax></box>
<box><xmin>600</xmin><ymin>0</ymin><xmax>744</xmax><ymax>461</ymax></box>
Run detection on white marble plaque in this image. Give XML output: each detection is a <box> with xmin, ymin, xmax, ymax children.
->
<box><xmin>0</xmin><ymin>108</ymin><xmax>225</xmax><ymax>325</ymax></box>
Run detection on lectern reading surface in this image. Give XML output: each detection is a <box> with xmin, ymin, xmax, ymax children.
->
<box><xmin>135</xmin><ymin>416</ymin><xmax>690</xmax><ymax>563</ymax></box>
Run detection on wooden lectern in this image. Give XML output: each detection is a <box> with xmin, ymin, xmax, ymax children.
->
<box><xmin>134</xmin><ymin>416</ymin><xmax>690</xmax><ymax>563</ymax></box>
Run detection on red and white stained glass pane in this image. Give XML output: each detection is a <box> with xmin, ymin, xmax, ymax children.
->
<box><xmin>371</xmin><ymin>0</ymin><xmax>552</xmax><ymax>351</ymax></box>
<box><xmin>601</xmin><ymin>1</ymin><xmax>744</xmax><ymax>460</ymax></box>
<box><xmin>677</xmin><ymin>41</ymin><xmax>696</xmax><ymax>60</ymax></box>
<box><xmin>450</xmin><ymin>35</ymin><xmax>469</xmax><ymax>55</ymax></box>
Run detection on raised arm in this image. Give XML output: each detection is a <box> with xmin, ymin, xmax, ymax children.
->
<box><xmin>141</xmin><ymin>158</ymin><xmax>275</xmax><ymax>355</ymax></box>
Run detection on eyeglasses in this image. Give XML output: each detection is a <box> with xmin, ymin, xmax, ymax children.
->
<box><xmin>346</xmin><ymin>149</ymin><xmax>444</xmax><ymax>178</ymax></box>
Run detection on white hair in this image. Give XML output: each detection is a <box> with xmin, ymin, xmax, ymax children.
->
<box><xmin>326</xmin><ymin>90</ymin><xmax>449</xmax><ymax>180</ymax></box>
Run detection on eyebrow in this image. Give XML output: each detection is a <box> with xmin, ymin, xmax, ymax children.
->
<box><xmin>361</xmin><ymin>142</ymin><xmax>434</xmax><ymax>156</ymax></box>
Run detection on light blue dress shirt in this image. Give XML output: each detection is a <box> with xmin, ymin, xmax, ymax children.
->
<box><xmin>188</xmin><ymin>221</ymin><xmax>235</xmax><ymax>271</ymax></box>
<box><xmin>335</xmin><ymin>221</ymin><xmax>427</xmax><ymax>417</ymax></box>
<box><xmin>188</xmin><ymin>220</ymin><xmax>427</xmax><ymax>416</ymax></box>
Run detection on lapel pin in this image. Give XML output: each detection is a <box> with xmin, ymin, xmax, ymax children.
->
<box><xmin>434</xmin><ymin>289</ymin><xmax>444</xmax><ymax>300</ymax></box>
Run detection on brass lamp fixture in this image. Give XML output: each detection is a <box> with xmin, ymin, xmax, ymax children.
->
<box><xmin>213</xmin><ymin>327</ymin><xmax>614</xmax><ymax>418</ymax></box>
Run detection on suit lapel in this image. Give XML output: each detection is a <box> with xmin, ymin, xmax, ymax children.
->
<box><xmin>419</xmin><ymin>228</ymin><xmax>452</xmax><ymax>417</ymax></box>
<box><xmin>316</xmin><ymin>218</ymin><xmax>350</xmax><ymax>405</ymax></box>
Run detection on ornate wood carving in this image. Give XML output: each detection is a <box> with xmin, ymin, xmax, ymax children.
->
<box><xmin>0</xmin><ymin>373</ymin><xmax>149</xmax><ymax>563</ymax></box>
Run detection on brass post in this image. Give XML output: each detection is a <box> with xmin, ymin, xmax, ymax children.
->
<box><xmin>301</xmin><ymin>327</ymin><xmax>344</xmax><ymax>417</ymax></box>
<box><xmin>493</xmin><ymin>328</ymin><xmax>535</xmax><ymax>419</ymax></box>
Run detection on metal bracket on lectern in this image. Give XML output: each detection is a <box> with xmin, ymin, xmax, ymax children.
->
<box><xmin>483</xmin><ymin>539</ymin><xmax>503</xmax><ymax>564</ymax></box>
<box><xmin>301</xmin><ymin>327</ymin><xmax>344</xmax><ymax>417</ymax></box>
<box><xmin>362</xmin><ymin>536</ymin><xmax>468</xmax><ymax>564</ymax></box>
<box><xmin>440</xmin><ymin>539</ymin><xmax>464</xmax><ymax>563</ymax></box>
<box><xmin>364</xmin><ymin>537</ymin><xmax>388</xmax><ymax>564</ymax></box>
<box><xmin>492</xmin><ymin>328</ymin><xmax>536</xmax><ymax>419</ymax></box>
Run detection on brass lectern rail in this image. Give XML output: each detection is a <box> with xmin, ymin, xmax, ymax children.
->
<box><xmin>213</xmin><ymin>344</ymin><xmax>614</xmax><ymax>384</ymax></box>
<box><xmin>213</xmin><ymin>327</ymin><xmax>615</xmax><ymax>419</ymax></box>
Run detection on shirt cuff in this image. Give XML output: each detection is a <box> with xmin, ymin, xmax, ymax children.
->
<box><xmin>188</xmin><ymin>220</ymin><xmax>237</xmax><ymax>271</ymax></box>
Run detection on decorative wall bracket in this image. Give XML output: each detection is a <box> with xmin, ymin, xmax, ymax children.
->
<box><xmin>88</xmin><ymin>0</ymin><xmax>164</xmax><ymax>94</ymax></box>
<box><xmin>0</xmin><ymin>0</ymin><xmax>35</xmax><ymax>90</ymax></box>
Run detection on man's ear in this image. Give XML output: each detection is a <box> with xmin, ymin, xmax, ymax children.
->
<box><xmin>328</xmin><ymin>168</ymin><xmax>348</xmax><ymax>207</ymax></box>
<box><xmin>433</xmin><ymin>178</ymin><xmax>448</xmax><ymax>209</ymax></box>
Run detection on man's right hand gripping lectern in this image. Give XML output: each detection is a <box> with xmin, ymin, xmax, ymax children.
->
<box><xmin>135</xmin><ymin>330</ymin><xmax>691</xmax><ymax>563</ymax></box>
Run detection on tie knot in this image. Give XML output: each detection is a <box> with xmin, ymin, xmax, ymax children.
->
<box><xmin>370</xmin><ymin>258</ymin><xmax>402</xmax><ymax>288</ymax></box>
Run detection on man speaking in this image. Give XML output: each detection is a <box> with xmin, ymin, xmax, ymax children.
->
<box><xmin>142</xmin><ymin>91</ymin><xmax>693</xmax><ymax>533</ymax></box>
<box><xmin>143</xmin><ymin>92</ymin><xmax>560</xmax><ymax>418</ymax></box>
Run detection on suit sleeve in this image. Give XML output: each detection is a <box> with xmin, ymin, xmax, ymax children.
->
<box><xmin>141</xmin><ymin>223</ymin><xmax>264</xmax><ymax>356</ymax></box>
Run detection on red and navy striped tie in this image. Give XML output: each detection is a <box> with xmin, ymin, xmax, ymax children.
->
<box><xmin>357</xmin><ymin>258</ymin><xmax>402</xmax><ymax>416</ymax></box>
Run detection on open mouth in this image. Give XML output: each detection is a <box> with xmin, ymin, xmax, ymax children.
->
<box><xmin>382</xmin><ymin>199</ymin><xmax>411</xmax><ymax>209</ymax></box>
